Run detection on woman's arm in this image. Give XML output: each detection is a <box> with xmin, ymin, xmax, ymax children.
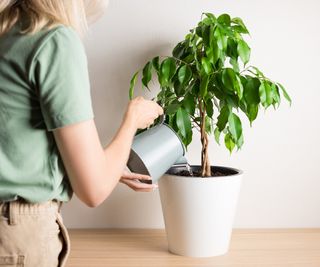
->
<box><xmin>53</xmin><ymin>97</ymin><xmax>163</xmax><ymax>208</ymax></box>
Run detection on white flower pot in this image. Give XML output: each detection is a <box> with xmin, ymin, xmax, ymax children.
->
<box><xmin>158</xmin><ymin>165</ymin><xmax>243</xmax><ymax>258</ymax></box>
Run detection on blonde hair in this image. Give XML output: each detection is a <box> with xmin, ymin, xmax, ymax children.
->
<box><xmin>0</xmin><ymin>0</ymin><xmax>108</xmax><ymax>36</ymax></box>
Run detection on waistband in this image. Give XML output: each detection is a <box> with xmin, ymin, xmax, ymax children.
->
<box><xmin>0</xmin><ymin>198</ymin><xmax>63</xmax><ymax>216</ymax></box>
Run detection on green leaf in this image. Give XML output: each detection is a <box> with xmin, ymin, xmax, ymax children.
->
<box><xmin>216</xmin><ymin>105</ymin><xmax>230</xmax><ymax>131</ymax></box>
<box><xmin>235</xmin><ymin>75</ymin><xmax>244</xmax><ymax>99</ymax></box>
<box><xmin>226</xmin><ymin>95</ymin><xmax>239</xmax><ymax>108</ymax></box>
<box><xmin>247</xmin><ymin>104</ymin><xmax>258</xmax><ymax>126</ymax></box>
<box><xmin>176</xmin><ymin>107</ymin><xmax>192</xmax><ymax>139</ymax></box>
<box><xmin>225</xmin><ymin>132</ymin><xmax>235</xmax><ymax>153</ymax></box>
<box><xmin>183</xmin><ymin>52</ymin><xmax>195</xmax><ymax>64</ymax></box>
<box><xmin>191</xmin><ymin>80</ymin><xmax>200</xmax><ymax>95</ymax></box>
<box><xmin>201</xmin><ymin>57</ymin><xmax>212</xmax><ymax>75</ymax></box>
<box><xmin>244</xmin><ymin>77</ymin><xmax>261</xmax><ymax>105</ymax></box>
<box><xmin>258</xmin><ymin>82</ymin><xmax>267</xmax><ymax>106</ymax></box>
<box><xmin>231</xmin><ymin>17</ymin><xmax>249</xmax><ymax>34</ymax></box>
<box><xmin>228</xmin><ymin>113</ymin><xmax>242</xmax><ymax>142</ymax></box>
<box><xmin>160</xmin><ymin>58</ymin><xmax>176</xmax><ymax>86</ymax></box>
<box><xmin>222</xmin><ymin>68</ymin><xmax>237</xmax><ymax>93</ymax></box>
<box><xmin>173</xmin><ymin>80</ymin><xmax>184</xmax><ymax>97</ymax></box>
<box><xmin>259</xmin><ymin>81</ymin><xmax>273</xmax><ymax>108</ymax></box>
<box><xmin>178</xmin><ymin>65</ymin><xmax>192</xmax><ymax>85</ymax></box>
<box><xmin>217</xmin><ymin>14</ymin><xmax>231</xmax><ymax>26</ymax></box>
<box><xmin>205</xmin><ymin>116</ymin><xmax>213</xmax><ymax>134</ymax></box>
<box><xmin>129</xmin><ymin>71</ymin><xmax>139</xmax><ymax>100</ymax></box>
<box><xmin>226</xmin><ymin>38</ymin><xmax>238</xmax><ymax>59</ymax></box>
<box><xmin>183</xmin><ymin>93</ymin><xmax>196</xmax><ymax>115</ymax></box>
<box><xmin>229</xmin><ymin>58</ymin><xmax>239</xmax><ymax>72</ymax></box>
<box><xmin>214</xmin><ymin>27</ymin><xmax>228</xmax><ymax>50</ymax></box>
<box><xmin>237</xmin><ymin>40</ymin><xmax>251</xmax><ymax>66</ymax></box>
<box><xmin>191</xmin><ymin>39</ymin><xmax>200</xmax><ymax>71</ymax></box>
<box><xmin>214</xmin><ymin>127</ymin><xmax>221</xmax><ymax>144</ymax></box>
<box><xmin>272</xmin><ymin>84</ymin><xmax>281</xmax><ymax>106</ymax></box>
<box><xmin>170</xmin><ymin>113</ymin><xmax>179</xmax><ymax>133</ymax></box>
<box><xmin>172</xmin><ymin>42</ymin><xmax>185</xmax><ymax>59</ymax></box>
<box><xmin>166</xmin><ymin>103</ymin><xmax>181</xmax><ymax>115</ymax></box>
<box><xmin>183</xmin><ymin>127</ymin><xmax>193</xmax><ymax>147</ymax></box>
<box><xmin>202</xmin><ymin>25</ymin><xmax>211</xmax><ymax>47</ymax></box>
<box><xmin>219</xmin><ymin>26</ymin><xmax>235</xmax><ymax>38</ymax></box>
<box><xmin>206</xmin><ymin>41</ymin><xmax>220</xmax><ymax>64</ymax></box>
<box><xmin>156</xmin><ymin>90</ymin><xmax>165</xmax><ymax>102</ymax></box>
<box><xmin>232</xmin><ymin>25</ymin><xmax>249</xmax><ymax>34</ymax></box>
<box><xmin>203</xmin><ymin>13</ymin><xmax>216</xmax><ymax>22</ymax></box>
<box><xmin>152</xmin><ymin>57</ymin><xmax>160</xmax><ymax>72</ymax></box>
<box><xmin>142</xmin><ymin>62</ymin><xmax>152</xmax><ymax>89</ymax></box>
<box><xmin>237</xmin><ymin>133</ymin><xmax>244</xmax><ymax>149</ymax></box>
<box><xmin>201</xmin><ymin>17</ymin><xmax>212</xmax><ymax>26</ymax></box>
<box><xmin>212</xmin><ymin>85</ymin><xmax>226</xmax><ymax>99</ymax></box>
<box><xmin>206</xmin><ymin>98</ymin><xmax>214</xmax><ymax>118</ymax></box>
<box><xmin>277</xmin><ymin>82</ymin><xmax>292</xmax><ymax>105</ymax></box>
<box><xmin>196</xmin><ymin>26</ymin><xmax>203</xmax><ymax>37</ymax></box>
<box><xmin>200</xmin><ymin>75</ymin><xmax>210</xmax><ymax>97</ymax></box>
<box><xmin>185</xmin><ymin>33</ymin><xmax>192</xmax><ymax>40</ymax></box>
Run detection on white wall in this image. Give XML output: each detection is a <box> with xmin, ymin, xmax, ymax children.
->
<box><xmin>62</xmin><ymin>0</ymin><xmax>320</xmax><ymax>228</ymax></box>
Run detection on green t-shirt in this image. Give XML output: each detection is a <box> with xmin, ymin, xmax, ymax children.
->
<box><xmin>0</xmin><ymin>20</ymin><xmax>94</xmax><ymax>203</ymax></box>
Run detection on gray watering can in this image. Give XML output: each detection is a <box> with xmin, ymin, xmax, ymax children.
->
<box><xmin>127</xmin><ymin>115</ymin><xmax>188</xmax><ymax>183</ymax></box>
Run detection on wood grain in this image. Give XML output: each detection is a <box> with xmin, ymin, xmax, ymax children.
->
<box><xmin>65</xmin><ymin>229</ymin><xmax>320</xmax><ymax>267</ymax></box>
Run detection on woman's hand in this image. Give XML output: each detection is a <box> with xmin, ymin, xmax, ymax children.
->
<box><xmin>119</xmin><ymin>169</ymin><xmax>158</xmax><ymax>192</ymax></box>
<box><xmin>124</xmin><ymin>96</ymin><xmax>163</xmax><ymax>129</ymax></box>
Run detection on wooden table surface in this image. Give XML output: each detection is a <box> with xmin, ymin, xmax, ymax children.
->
<box><xmin>65</xmin><ymin>229</ymin><xmax>320</xmax><ymax>267</ymax></box>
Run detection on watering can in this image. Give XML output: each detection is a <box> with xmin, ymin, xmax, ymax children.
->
<box><xmin>127</xmin><ymin>115</ymin><xmax>188</xmax><ymax>183</ymax></box>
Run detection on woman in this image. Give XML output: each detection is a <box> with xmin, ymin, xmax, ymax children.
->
<box><xmin>0</xmin><ymin>0</ymin><xmax>163</xmax><ymax>266</ymax></box>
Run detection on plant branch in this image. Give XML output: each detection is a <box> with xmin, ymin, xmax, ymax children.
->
<box><xmin>158</xmin><ymin>55</ymin><xmax>192</xmax><ymax>67</ymax></box>
<box><xmin>190</xmin><ymin>115</ymin><xmax>201</xmax><ymax>128</ymax></box>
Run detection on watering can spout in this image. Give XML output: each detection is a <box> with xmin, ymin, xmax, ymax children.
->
<box><xmin>173</xmin><ymin>155</ymin><xmax>188</xmax><ymax>167</ymax></box>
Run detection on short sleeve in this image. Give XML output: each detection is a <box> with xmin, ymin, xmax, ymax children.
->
<box><xmin>32</xmin><ymin>26</ymin><xmax>94</xmax><ymax>131</ymax></box>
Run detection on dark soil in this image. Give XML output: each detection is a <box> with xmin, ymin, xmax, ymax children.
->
<box><xmin>177</xmin><ymin>170</ymin><xmax>227</xmax><ymax>177</ymax></box>
<box><xmin>169</xmin><ymin>166</ymin><xmax>239</xmax><ymax>177</ymax></box>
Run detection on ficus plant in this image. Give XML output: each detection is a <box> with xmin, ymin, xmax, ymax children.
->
<box><xmin>129</xmin><ymin>12</ymin><xmax>291</xmax><ymax>177</ymax></box>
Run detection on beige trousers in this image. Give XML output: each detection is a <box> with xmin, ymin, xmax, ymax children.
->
<box><xmin>0</xmin><ymin>198</ymin><xmax>71</xmax><ymax>267</ymax></box>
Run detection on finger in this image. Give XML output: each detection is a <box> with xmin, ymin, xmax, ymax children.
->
<box><xmin>120</xmin><ymin>178</ymin><xmax>158</xmax><ymax>191</ymax></box>
<box><xmin>153</xmin><ymin>103</ymin><xmax>163</xmax><ymax>115</ymax></box>
<box><xmin>126</xmin><ymin>178</ymin><xmax>156</xmax><ymax>189</ymax></box>
<box><xmin>158</xmin><ymin>105</ymin><xmax>164</xmax><ymax>115</ymax></box>
<box><xmin>121</xmin><ymin>180</ymin><xmax>154</xmax><ymax>192</ymax></box>
<box><xmin>122</xmin><ymin>171</ymin><xmax>152</xmax><ymax>180</ymax></box>
<box><xmin>122</xmin><ymin>179</ymin><xmax>158</xmax><ymax>192</ymax></box>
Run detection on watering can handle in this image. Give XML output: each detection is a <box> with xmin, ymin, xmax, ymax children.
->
<box><xmin>158</xmin><ymin>114</ymin><xmax>166</xmax><ymax>125</ymax></box>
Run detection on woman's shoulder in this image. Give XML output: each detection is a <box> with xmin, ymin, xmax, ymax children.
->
<box><xmin>36</xmin><ymin>25</ymin><xmax>83</xmax><ymax>51</ymax></box>
<box><xmin>29</xmin><ymin>24</ymin><xmax>86</xmax><ymax>66</ymax></box>
<box><xmin>26</xmin><ymin>25</ymin><xmax>87</xmax><ymax>84</ymax></box>
<box><xmin>43</xmin><ymin>25</ymin><xmax>81</xmax><ymax>43</ymax></box>
<box><xmin>0</xmin><ymin>23</ymin><xmax>84</xmax><ymax>63</ymax></box>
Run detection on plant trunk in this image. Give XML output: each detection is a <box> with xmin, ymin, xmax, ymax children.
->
<box><xmin>200</xmin><ymin>101</ymin><xmax>211</xmax><ymax>177</ymax></box>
